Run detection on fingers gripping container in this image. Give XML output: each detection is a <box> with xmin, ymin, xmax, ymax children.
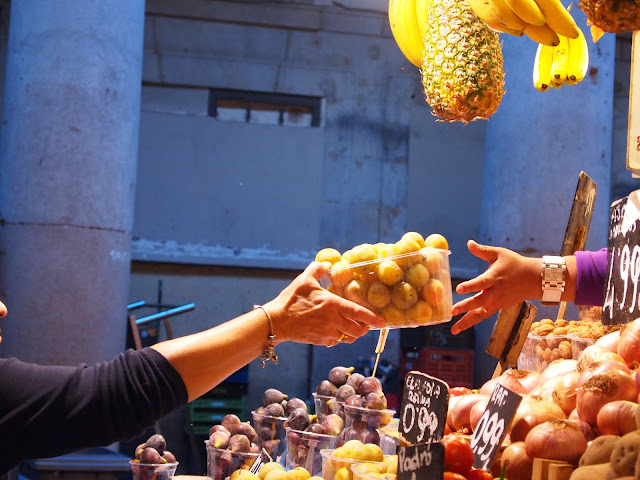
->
<box><xmin>320</xmin><ymin>248</ymin><xmax>452</xmax><ymax>328</ymax></box>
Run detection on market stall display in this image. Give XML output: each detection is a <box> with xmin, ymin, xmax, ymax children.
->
<box><xmin>130</xmin><ymin>434</ymin><xmax>179</xmax><ymax>480</ymax></box>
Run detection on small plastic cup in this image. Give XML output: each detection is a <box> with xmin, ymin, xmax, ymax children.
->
<box><xmin>313</xmin><ymin>393</ymin><xmax>338</xmax><ymax>422</ymax></box>
<box><xmin>251</xmin><ymin>410</ymin><xmax>287</xmax><ymax>460</ymax></box>
<box><xmin>130</xmin><ymin>460</ymin><xmax>178</xmax><ymax>480</ymax></box>
<box><xmin>205</xmin><ymin>440</ymin><xmax>259</xmax><ymax>480</ymax></box>
<box><xmin>285</xmin><ymin>427</ymin><xmax>340</xmax><ymax>476</ymax></box>
<box><xmin>340</xmin><ymin>405</ymin><xmax>395</xmax><ymax>447</ymax></box>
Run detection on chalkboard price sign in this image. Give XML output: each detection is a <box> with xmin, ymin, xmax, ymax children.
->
<box><xmin>399</xmin><ymin>371</ymin><xmax>450</xmax><ymax>446</ymax></box>
<box><xmin>471</xmin><ymin>383</ymin><xmax>522</xmax><ymax>471</ymax></box>
<box><xmin>397</xmin><ymin>442</ymin><xmax>444</xmax><ymax>480</ymax></box>
<box><xmin>603</xmin><ymin>190</ymin><xmax>640</xmax><ymax>326</ymax></box>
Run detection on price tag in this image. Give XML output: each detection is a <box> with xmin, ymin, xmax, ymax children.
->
<box><xmin>603</xmin><ymin>190</ymin><xmax>640</xmax><ymax>325</ymax></box>
<box><xmin>399</xmin><ymin>371</ymin><xmax>449</xmax><ymax>445</ymax></box>
<box><xmin>396</xmin><ymin>442</ymin><xmax>444</xmax><ymax>480</ymax></box>
<box><xmin>471</xmin><ymin>383</ymin><xmax>522</xmax><ymax>471</ymax></box>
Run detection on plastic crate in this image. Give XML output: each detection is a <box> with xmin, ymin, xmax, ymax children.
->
<box><xmin>399</xmin><ymin>347</ymin><xmax>474</xmax><ymax>389</ymax></box>
<box><xmin>24</xmin><ymin>447</ymin><xmax>131</xmax><ymax>480</ymax></box>
<box><xmin>188</xmin><ymin>395</ymin><xmax>248</xmax><ymax>437</ymax></box>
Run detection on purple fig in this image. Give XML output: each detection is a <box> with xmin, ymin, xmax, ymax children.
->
<box><xmin>362</xmin><ymin>392</ymin><xmax>386</xmax><ymax>410</ymax></box>
<box><xmin>236</xmin><ymin>422</ymin><xmax>258</xmax><ymax>444</ymax></box>
<box><xmin>139</xmin><ymin>447</ymin><xmax>163</xmax><ymax>464</ymax></box>
<box><xmin>316</xmin><ymin>380</ymin><xmax>338</xmax><ymax>397</ymax></box>
<box><xmin>357</xmin><ymin>376</ymin><xmax>383</xmax><ymax>397</ymax></box>
<box><xmin>144</xmin><ymin>434</ymin><xmax>166</xmax><ymax>456</ymax></box>
<box><xmin>162</xmin><ymin>451</ymin><xmax>177</xmax><ymax>463</ymax></box>
<box><xmin>209</xmin><ymin>424</ymin><xmax>231</xmax><ymax>437</ymax></box>
<box><xmin>344</xmin><ymin>395</ymin><xmax>363</xmax><ymax>407</ymax></box>
<box><xmin>356</xmin><ymin>428</ymin><xmax>380</xmax><ymax>445</ymax></box>
<box><xmin>285</xmin><ymin>397</ymin><xmax>308</xmax><ymax>415</ymax></box>
<box><xmin>321</xmin><ymin>413</ymin><xmax>344</xmax><ymax>436</ymax></box>
<box><xmin>229</xmin><ymin>434</ymin><xmax>251</xmax><ymax>453</ymax></box>
<box><xmin>221</xmin><ymin>414</ymin><xmax>243</xmax><ymax>435</ymax></box>
<box><xmin>263</xmin><ymin>388</ymin><xmax>288</xmax><ymax>406</ymax></box>
<box><xmin>336</xmin><ymin>384</ymin><xmax>357</xmax><ymax>403</ymax></box>
<box><xmin>286</xmin><ymin>407</ymin><xmax>310</xmax><ymax>431</ymax></box>
<box><xmin>263</xmin><ymin>402</ymin><xmax>285</xmax><ymax>418</ymax></box>
<box><xmin>346</xmin><ymin>372</ymin><xmax>365</xmax><ymax>391</ymax></box>
<box><xmin>328</xmin><ymin>366</ymin><xmax>355</xmax><ymax>387</ymax></box>
<box><xmin>304</xmin><ymin>423</ymin><xmax>327</xmax><ymax>435</ymax></box>
<box><xmin>209</xmin><ymin>430</ymin><xmax>230</xmax><ymax>449</ymax></box>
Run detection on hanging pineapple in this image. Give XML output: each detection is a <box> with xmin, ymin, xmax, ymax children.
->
<box><xmin>421</xmin><ymin>0</ymin><xmax>506</xmax><ymax>123</ymax></box>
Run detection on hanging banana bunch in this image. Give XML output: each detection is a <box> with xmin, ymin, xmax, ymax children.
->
<box><xmin>532</xmin><ymin>26</ymin><xmax>589</xmax><ymax>91</ymax></box>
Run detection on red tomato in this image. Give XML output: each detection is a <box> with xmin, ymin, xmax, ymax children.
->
<box><xmin>450</xmin><ymin>387</ymin><xmax>473</xmax><ymax>397</ymax></box>
<box><xmin>443</xmin><ymin>435</ymin><xmax>475</xmax><ymax>476</ymax></box>
<box><xmin>443</xmin><ymin>472</ymin><xmax>467</xmax><ymax>480</ymax></box>
<box><xmin>466</xmin><ymin>469</ymin><xmax>494</xmax><ymax>480</ymax></box>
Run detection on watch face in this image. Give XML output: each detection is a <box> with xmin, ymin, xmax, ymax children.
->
<box><xmin>545</xmin><ymin>271</ymin><xmax>564</xmax><ymax>282</ymax></box>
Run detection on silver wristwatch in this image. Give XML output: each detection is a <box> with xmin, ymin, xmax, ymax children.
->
<box><xmin>541</xmin><ymin>255</ymin><xmax>566</xmax><ymax>306</ymax></box>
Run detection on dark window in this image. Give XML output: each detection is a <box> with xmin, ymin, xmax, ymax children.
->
<box><xmin>208</xmin><ymin>89</ymin><xmax>322</xmax><ymax>127</ymax></box>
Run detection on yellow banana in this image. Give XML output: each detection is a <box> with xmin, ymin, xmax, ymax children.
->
<box><xmin>504</xmin><ymin>0</ymin><xmax>546</xmax><ymax>25</ymax></box>
<box><xmin>467</xmin><ymin>0</ymin><xmax>528</xmax><ymax>33</ymax></box>
<box><xmin>550</xmin><ymin>34</ymin><xmax>570</xmax><ymax>83</ymax></box>
<box><xmin>388</xmin><ymin>0</ymin><xmax>423</xmax><ymax>68</ymax></box>
<box><xmin>532</xmin><ymin>42</ymin><xmax>554</xmax><ymax>91</ymax></box>
<box><xmin>415</xmin><ymin>0</ymin><xmax>432</xmax><ymax>43</ymax></box>
<box><xmin>566</xmin><ymin>25</ymin><xmax>589</xmax><ymax>83</ymax></box>
<box><xmin>523</xmin><ymin>23</ymin><xmax>560</xmax><ymax>46</ymax></box>
<box><xmin>487</xmin><ymin>21</ymin><xmax>526</xmax><ymax>36</ymax></box>
<box><xmin>532</xmin><ymin>0</ymin><xmax>580</xmax><ymax>38</ymax></box>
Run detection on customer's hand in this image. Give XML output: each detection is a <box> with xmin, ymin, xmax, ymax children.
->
<box><xmin>266</xmin><ymin>261</ymin><xmax>386</xmax><ymax>346</ymax></box>
<box><xmin>450</xmin><ymin>240</ymin><xmax>540</xmax><ymax>334</ymax></box>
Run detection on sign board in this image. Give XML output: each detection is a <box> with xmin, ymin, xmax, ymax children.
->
<box><xmin>397</xmin><ymin>442</ymin><xmax>444</xmax><ymax>480</ymax></box>
<box><xmin>399</xmin><ymin>371</ymin><xmax>450</xmax><ymax>445</ymax></box>
<box><xmin>471</xmin><ymin>384</ymin><xmax>522</xmax><ymax>471</ymax></box>
<box><xmin>627</xmin><ymin>31</ymin><xmax>640</xmax><ymax>177</ymax></box>
<box><xmin>603</xmin><ymin>190</ymin><xmax>640</xmax><ymax>325</ymax></box>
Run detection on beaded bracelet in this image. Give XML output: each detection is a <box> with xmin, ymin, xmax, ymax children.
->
<box><xmin>254</xmin><ymin>304</ymin><xmax>278</xmax><ymax>367</ymax></box>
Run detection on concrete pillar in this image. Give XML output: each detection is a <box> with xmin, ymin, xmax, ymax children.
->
<box><xmin>475</xmin><ymin>22</ymin><xmax>616</xmax><ymax>383</ymax></box>
<box><xmin>0</xmin><ymin>1</ymin><xmax>146</xmax><ymax>365</ymax></box>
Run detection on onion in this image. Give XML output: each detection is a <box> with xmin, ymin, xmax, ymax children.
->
<box><xmin>531</xmin><ymin>372</ymin><xmax>579</xmax><ymax>405</ymax></box>
<box><xmin>551</xmin><ymin>372</ymin><xmax>581</xmax><ymax>415</ymax></box>
<box><xmin>509</xmin><ymin>395</ymin><xmax>566</xmax><ymax>442</ymax></box>
<box><xmin>567</xmin><ymin>418</ymin><xmax>598</xmax><ymax>442</ymax></box>
<box><xmin>576</xmin><ymin>369</ymin><xmax>639</xmax><ymax>425</ymax></box>
<box><xmin>500</xmin><ymin>441</ymin><xmax>533</xmax><ymax>480</ymax></box>
<box><xmin>450</xmin><ymin>394</ymin><xmax>489</xmax><ymax>433</ymax></box>
<box><xmin>503</xmin><ymin>369</ymin><xmax>542</xmax><ymax>393</ymax></box>
<box><xmin>447</xmin><ymin>395</ymin><xmax>462</xmax><ymax>430</ymax></box>
<box><xmin>568</xmin><ymin>408</ymin><xmax>580</xmax><ymax>421</ymax></box>
<box><xmin>577</xmin><ymin>348</ymin><xmax>626</xmax><ymax>373</ymax></box>
<box><xmin>524</xmin><ymin>419</ymin><xmax>588</xmax><ymax>464</ymax></box>
<box><xmin>469</xmin><ymin>396</ymin><xmax>490</xmax><ymax>432</ymax></box>
<box><xmin>595</xmin><ymin>330</ymin><xmax>620</xmax><ymax>353</ymax></box>
<box><xmin>578</xmin><ymin>358</ymin><xmax>631</xmax><ymax>387</ymax></box>
<box><xmin>480</xmin><ymin>371</ymin><xmax>529</xmax><ymax>396</ymax></box>
<box><xmin>618</xmin><ymin>319</ymin><xmax>640</xmax><ymax>368</ymax></box>
<box><xmin>596</xmin><ymin>400</ymin><xmax>638</xmax><ymax>436</ymax></box>
<box><xmin>540</xmin><ymin>359</ymin><xmax>578</xmax><ymax>384</ymax></box>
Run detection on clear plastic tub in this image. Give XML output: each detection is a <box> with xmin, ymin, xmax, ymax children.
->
<box><xmin>130</xmin><ymin>460</ymin><xmax>178</xmax><ymax>480</ymax></box>
<box><xmin>351</xmin><ymin>461</ymin><xmax>397</xmax><ymax>480</ymax></box>
<box><xmin>313</xmin><ymin>393</ymin><xmax>338</xmax><ymax>422</ymax></box>
<box><xmin>341</xmin><ymin>405</ymin><xmax>395</xmax><ymax>448</ymax></box>
<box><xmin>205</xmin><ymin>441</ymin><xmax>258</xmax><ymax>480</ymax></box>
<box><xmin>252</xmin><ymin>410</ymin><xmax>287</xmax><ymax>460</ymax></box>
<box><xmin>286</xmin><ymin>427</ymin><xmax>340</xmax><ymax>476</ymax></box>
<box><xmin>320</xmin><ymin>247</ymin><xmax>452</xmax><ymax>328</ymax></box>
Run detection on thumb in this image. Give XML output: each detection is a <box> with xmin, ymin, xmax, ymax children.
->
<box><xmin>468</xmin><ymin>240</ymin><xmax>499</xmax><ymax>263</ymax></box>
<box><xmin>305</xmin><ymin>261</ymin><xmax>332</xmax><ymax>280</ymax></box>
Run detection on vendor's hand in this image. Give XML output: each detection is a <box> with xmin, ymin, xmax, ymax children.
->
<box><xmin>266</xmin><ymin>261</ymin><xmax>386</xmax><ymax>346</ymax></box>
<box><xmin>450</xmin><ymin>240</ymin><xmax>540</xmax><ymax>334</ymax></box>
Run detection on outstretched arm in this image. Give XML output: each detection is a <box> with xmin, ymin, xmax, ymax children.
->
<box><xmin>450</xmin><ymin>240</ymin><xmax>577</xmax><ymax>334</ymax></box>
<box><xmin>152</xmin><ymin>261</ymin><xmax>385</xmax><ymax>401</ymax></box>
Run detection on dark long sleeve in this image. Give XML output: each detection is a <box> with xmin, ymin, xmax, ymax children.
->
<box><xmin>0</xmin><ymin>348</ymin><xmax>188</xmax><ymax>474</ymax></box>
<box><xmin>574</xmin><ymin>248</ymin><xmax>608</xmax><ymax>306</ymax></box>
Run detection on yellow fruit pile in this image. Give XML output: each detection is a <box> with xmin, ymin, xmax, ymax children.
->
<box><xmin>351</xmin><ymin>455</ymin><xmax>398</xmax><ymax>480</ymax></box>
<box><xmin>315</xmin><ymin>232</ymin><xmax>452</xmax><ymax>328</ymax></box>
<box><xmin>231</xmin><ymin>462</ymin><xmax>320</xmax><ymax>480</ymax></box>
<box><xmin>323</xmin><ymin>440</ymin><xmax>387</xmax><ymax>480</ymax></box>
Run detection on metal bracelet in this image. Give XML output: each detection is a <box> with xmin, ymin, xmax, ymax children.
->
<box><xmin>254</xmin><ymin>304</ymin><xmax>278</xmax><ymax>367</ymax></box>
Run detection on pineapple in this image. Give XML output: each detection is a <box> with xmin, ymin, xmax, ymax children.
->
<box><xmin>422</xmin><ymin>0</ymin><xmax>505</xmax><ymax>123</ymax></box>
<box><xmin>579</xmin><ymin>0</ymin><xmax>640</xmax><ymax>33</ymax></box>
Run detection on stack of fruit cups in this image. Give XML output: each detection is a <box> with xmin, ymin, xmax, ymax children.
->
<box><xmin>205</xmin><ymin>440</ymin><xmax>259</xmax><ymax>480</ymax></box>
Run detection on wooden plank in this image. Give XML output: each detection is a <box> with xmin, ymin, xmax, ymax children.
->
<box><xmin>557</xmin><ymin>171</ymin><xmax>597</xmax><ymax>320</ymax></box>
<box><xmin>627</xmin><ymin>30</ymin><xmax>640</xmax><ymax>176</ymax></box>
<box><xmin>532</xmin><ymin>458</ymin><xmax>572</xmax><ymax>480</ymax></box>
<box><xmin>485</xmin><ymin>301</ymin><xmax>537</xmax><ymax>377</ymax></box>
<box><xmin>548</xmin><ymin>463</ymin><xmax>574</xmax><ymax>480</ymax></box>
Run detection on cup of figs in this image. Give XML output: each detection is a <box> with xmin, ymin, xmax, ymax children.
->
<box><xmin>130</xmin><ymin>460</ymin><xmax>178</xmax><ymax>480</ymax></box>
<box><xmin>251</xmin><ymin>409</ymin><xmax>287</xmax><ymax>460</ymax></box>
<box><xmin>285</xmin><ymin>426</ymin><xmax>340</xmax><ymax>476</ymax></box>
<box><xmin>205</xmin><ymin>440</ymin><xmax>259</xmax><ymax>480</ymax></box>
<box><xmin>313</xmin><ymin>392</ymin><xmax>338</xmax><ymax>422</ymax></box>
<box><xmin>340</xmin><ymin>405</ymin><xmax>395</xmax><ymax>448</ymax></box>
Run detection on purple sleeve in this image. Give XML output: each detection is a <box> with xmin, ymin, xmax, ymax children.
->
<box><xmin>574</xmin><ymin>248</ymin><xmax>608</xmax><ymax>306</ymax></box>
